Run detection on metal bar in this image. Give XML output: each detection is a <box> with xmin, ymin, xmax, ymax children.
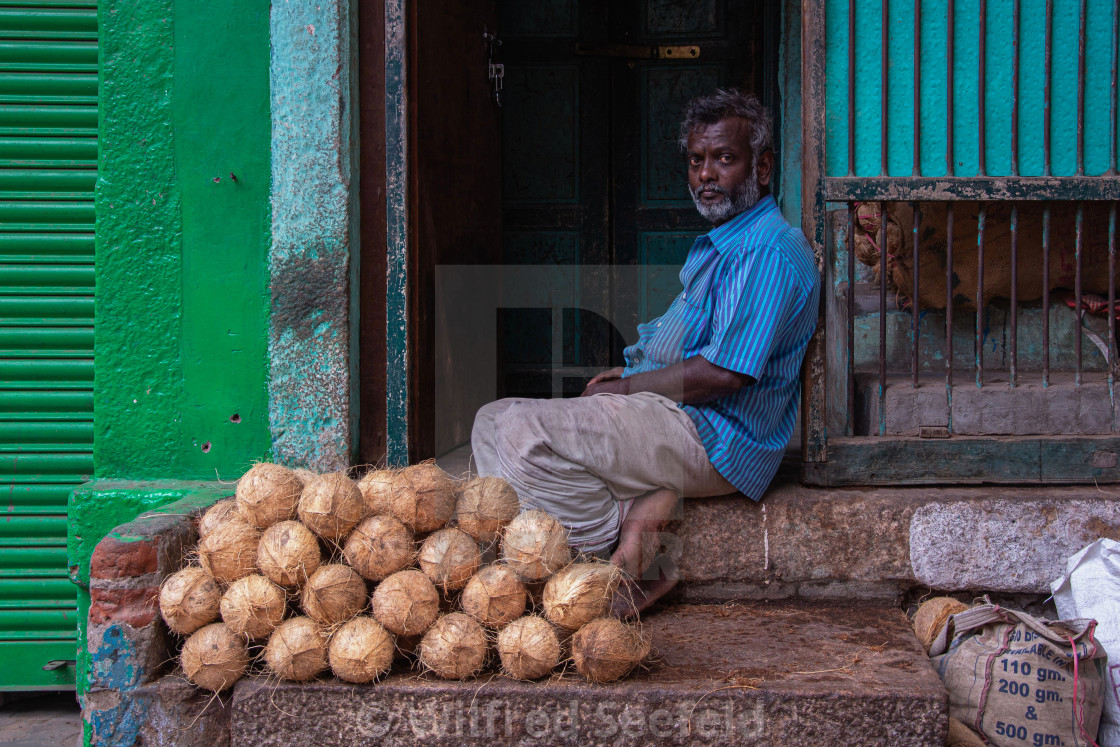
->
<box><xmin>1010</xmin><ymin>204</ymin><xmax>1018</xmax><ymax>388</ymax></box>
<box><xmin>913</xmin><ymin>202</ymin><xmax>921</xmax><ymax>387</ymax></box>
<box><xmin>849</xmin><ymin>0</ymin><xmax>856</xmax><ymax>176</ymax></box>
<box><xmin>1077</xmin><ymin>0</ymin><xmax>1087</xmax><ymax>175</ymax></box>
<box><xmin>978</xmin><ymin>0</ymin><xmax>986</xmax><ymax>176</ymax></box>
<box><xmin>976</xmin><ymin>204</ymin><xmax>985</xmax><ymax>388</ymax></box>
<box><xmin>1076</xmin><ymin>202</ymin><xmax>1084</xmax><ymax>385</ymax></box>
<box><xmin>946</xmin><ymin>204</ymin><xmax>954</xmax><ymax>394</ymax></box>
<box><xmin>823</xmin><ymin>175</ymin><xmax>1120</xmax><ymax>202</ymax></box>
<box><xmin>1111</xmin><ymin>0</ymin><xmax>1119</xmax><ymax>174</ymax></box>
<box><xmin>1012</xmin><ymin>0</ymin><xmax>1020</xmax><ymax>175</ymax></box>
<box><xmin>848</xmin><ymin>203</ymin><xmax>856</xmax><ymax>434</ymax></box>
<box><xmin>947</xmin><ymin>0</ymin><xmax>955</xmax><ymax>176</ymax></box>
<box><xmin>1044</xmin><ymin>0</ymin><xmax>1053</xmax><ymax>176</ymax></box>
<box><xmin>913</xmin><ymin>0</ymin><xmax>921</xmax><ymax>176</ymax></box>
<box><xmin>1043</xmin><ymin>206</ymin><xmax>1051</xmax><ymax>386</ymax></box>
<box><xmin>881</xmin><ymin>0</ymin><xmax>889</xmax><ymax>176</ymax></box>
<box><xmin>1110</xmin><ymin>203</ymin><xmax>1117</xmax><ymax>417</ymax></box>
<box><xmin>879</xmin><ymin>200</ymin><xmax>888</xmax><ymax>436</ymax></box>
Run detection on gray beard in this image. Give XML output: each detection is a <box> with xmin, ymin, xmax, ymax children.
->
<box><xmin>689</xmin><ymin>165</ymin><xmax>761</xmax><ymax>224</ymax></box>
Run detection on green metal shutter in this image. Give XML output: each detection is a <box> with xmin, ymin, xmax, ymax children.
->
<box><xmin>0</xmin><ymin>0</ymin><xmax>95</xmax><ymax>690</ymax></box>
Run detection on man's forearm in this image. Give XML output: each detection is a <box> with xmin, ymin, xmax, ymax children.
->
<box><xmin>625</xmin><ymin>356</ymin><xmax>750</xmax><ymax>404</ymax></box>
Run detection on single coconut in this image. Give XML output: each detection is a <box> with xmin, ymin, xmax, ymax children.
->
<box><xmin>298</xmin><ymin>472</ymin><xmax>366</xmax><ymax>540</ymax></box>
<box><xmin>542</xmin><ymin>563</ymin><xmax>622</xmax><ymax>631</ymax></box>
<box><xmin>571</xmin><ymin>617</ymin><xmax>650</xmax><ymax>683</ymax></box>
<box><xmin>198</xmin><ymin>499</ymin><xmax>237</xmax><ymax>539</ymax></box>
<box><xmin>328</xmin><ymin>616</ymin><xmax>395</xmax><ymax>683</ymax></box>
<box><xmin>357</xmin><ymin>469</ymin><xmax>397</xmax><ymax>516</ymax></box>
<box><xmin>198</xmin><ymin>517</ymin><xmax>260</xmax><ymax>584</ymax></box>
<box><xmin>235</xmin><ymin>462</ymin><xmax>302</xmax><ymax>529</ymax></box>
<box><xmin>497</xmin><ymin>615</ymin><xmax>561</xmax><ymax>680</ymax></box>
<box><xmin>180</xmin><ymin>622</ymin><xmax>249</xmax><ymax>692</ymax></box>
<box><xmin>388</xmin><ymin>463</ymin><xmax>456</xmax><ymax>533</ymax></box>
<box><xmin>461</xmin><ymin>564</ymin><xmax>527</xmax><ymax>627</ymax></box>
<box><xmin>257</xmin><ymin>520</ymin><xmax>321</xmax><ymax>588</ymax></box>
<box><xmin>220</xmin><ymin>574</ymin><xmax>286</xmax><ymax>640</ymax></box>
<box><xmin>912</xmin><ymin>597</ymin><xmax>969</xmax><ymax>652</ymax></box>
<box><xmin>370</xmin><ymin>569</ymin><xmax>440</xmax><ymax>637</ymax></box>
<box><xmin>418</xmin><ymin>612</ymin><xmax>487</xmax><ymax>680</ymax></box>
<box><xmin>265</xmin><ymin>616</ymin><xmax>329</xmax><ymax>681</ymax></box>
<box><xmin>501</xmin><ymin>510</ymin><xmax>571</xmax><ymax>582</ymax></box>
<box><xmin>454</xmin><ymin>477</ymin><xmax>520</xmax><ymax>543</ymax></box>
<box><xmin>301</xmin><ymin>564</ymin><xmax>368</xmax><ymax>626</ymax></box>
<box><xmin>159</xmin><ymin>566</ymin><xmax>221</xmax><ymax>635</ymax></box>
<box><xmin>418</xmin><ymin>528</ymin><xmax>480</xmax><ymax>592</ymax></box>
<box><xmin>342</xmin><ymin>514</ymin><xmax>414</xmax><ymax>581</ymax></box>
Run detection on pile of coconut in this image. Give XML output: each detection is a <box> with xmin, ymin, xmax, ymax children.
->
<box><xmin>158</xmin><ymin>462</ymin><xmax>650</xmax><ymax>692</ymax></box>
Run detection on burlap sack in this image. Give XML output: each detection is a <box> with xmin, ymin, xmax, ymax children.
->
<box><xmin>853</xmin><ymin>201</ymin><xmax>1116</xmax><ymax>310</ymax></box>
<box><xmin>929</xmin><ymin>603</ymin><xmax>1106</xmax><ymax>747</ymax></box>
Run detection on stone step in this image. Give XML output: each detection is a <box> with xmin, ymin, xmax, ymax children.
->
<box><xmin>229</xmin><ymin>601</ymin><xmax>947</xmax><ymax>746</ymax></box>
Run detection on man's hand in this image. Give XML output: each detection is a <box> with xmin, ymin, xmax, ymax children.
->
<box><xmin>581</xmin><ymin>367</ymin><xmax>629</xmax><ymax>397</ymax></box>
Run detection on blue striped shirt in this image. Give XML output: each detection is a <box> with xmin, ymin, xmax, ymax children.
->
<box><xmin>622</xmin><ymin>195</ymin><xmax>820</xmax><ymax>500</ymax></box>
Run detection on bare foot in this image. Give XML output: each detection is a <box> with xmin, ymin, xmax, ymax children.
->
<box><xmin>610</xmin><ymin>488</ymin><xmax>681</xmax><ymax>618</ymax></box>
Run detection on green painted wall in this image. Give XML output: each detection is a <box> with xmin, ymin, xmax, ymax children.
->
<box><xmin>825</xmin><ymin>0</ymin><xmax>1118</xmax><ymax>177</ymax></box>
<box><xmin>94</xmin><ymin>0</ymin><xmax>271</xmax><ymax>482</ymax></box>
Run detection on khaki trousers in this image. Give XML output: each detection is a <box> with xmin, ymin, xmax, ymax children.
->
<box><xmin>470</xmin><ymin>392</ymin><xmax>735</xmax><ymax>554</ymax></box>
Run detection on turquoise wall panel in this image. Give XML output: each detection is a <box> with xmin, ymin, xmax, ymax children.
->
<box><xmin>825</xmin><ymin>0</ymin><xmax>1118</xmax><ymax>177</ymax></box>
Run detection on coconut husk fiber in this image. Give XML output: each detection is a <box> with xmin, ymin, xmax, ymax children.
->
<box><xmin>265</xmin><ymin>617</ymin><xmax>329</xmax><ymax>681</ymax></box>
<box><xmin>912</xmin><ymin>596</ymin><xmax>969</xmax><ymax>653</ymax></box>
<box><xmin>852</xmin><ymin>201</ymin><xmax>1116</xmax><ymax>310</ymax></box>
<box><xmin>180</xmin><ymin>622</ymin><xmax>249</xmax><ymax>692</ymax></box>
<box><xmin>571</xmin><ymin>617</ymin><xmax>650</xmax><ymax>683</ymax></box>
<box><xmin>497</xmin><ymin>615</ymin><xmax>561</xmax><ymax>680</ymax></box>
<box><xmin>329</xmin><ymin>616</ymin><xmax>395</xmax><ymax>683</ymax></box>
<box><xmin>418</xmin><ymin>612</ymin><xmax>488</xmax><ymax>680</ymax></box>
<box><xmin>159</xmin><ymin>566</ymin><xmax>221</xmax><ymax>635</ymax></box>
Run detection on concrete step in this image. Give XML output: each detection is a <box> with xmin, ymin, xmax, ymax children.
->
<box><xmin>229</xmin><ymin>601</ymin><xmax>947</xmax><ymax>746</ymax></box>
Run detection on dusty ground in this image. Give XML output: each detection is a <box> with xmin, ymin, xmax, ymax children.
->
<box><xmin>0</xmin><ymin>693</ymin><xmax>81</xmax><ymax>747</ymax></box>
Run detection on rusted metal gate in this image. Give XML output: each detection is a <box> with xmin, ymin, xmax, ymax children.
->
<box><xmin>800</xmin><ymin>0</ymin><xmax>1120</xmax><ymax>485</ymax></box>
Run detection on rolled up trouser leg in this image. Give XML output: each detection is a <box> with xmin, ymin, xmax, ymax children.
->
<box><xmin>482</xmin><ymin>392</ymin><xmax>734</xmax><ymax>554</ymax></box>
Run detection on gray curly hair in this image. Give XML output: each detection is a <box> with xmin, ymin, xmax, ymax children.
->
<box><xmin>678</xmin><ymin>89</ymin><xmax>773</xmax><ymax>156</ymax></box>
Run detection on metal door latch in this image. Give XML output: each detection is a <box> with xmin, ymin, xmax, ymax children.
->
<box><xmin>484</xmin><ymin>30</ymin><xmax>503</xmax><ymax>108</ymax></box>
<box><xmin>42</xmin><ymin>660</ymin><xmax>74</xmax><ymax>671</ymax></box>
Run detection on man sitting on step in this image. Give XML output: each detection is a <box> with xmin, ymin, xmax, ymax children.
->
<box><xmin>470</xmin><ymin>89</ymin><xmax>820</xmax><ymax>616</ymax></box>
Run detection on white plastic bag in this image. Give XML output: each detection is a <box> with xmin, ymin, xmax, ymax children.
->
<box><xmin>1052</xmin><ymin>538</ymin><xmax>1120</xmax><ymax>747</ymax></box>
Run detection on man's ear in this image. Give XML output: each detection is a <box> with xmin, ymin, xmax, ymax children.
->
<box><xmin>756</xmin><ymin>149</ymin><xmax>774</xmax><ymax>188</ymax></box>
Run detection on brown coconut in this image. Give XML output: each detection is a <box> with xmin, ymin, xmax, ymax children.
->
<box><xmin>257</xmin><ymin>520</ymin><xmax>321</xmax><ymax>588</ymax></box>
<box><xmin>198</xmin><ymin>517</ymin><xmax>260</xmax><ymax>584</ymax></box>
<box><xmin>418</xmin><ymin>528</ymin><xmax>480</xmax><ymax>592</ymax></box>
<box><xmin>912</xmin><ymin>597</ymin><xmax>969</xmax><ymax>652</ymax></box>
<box><xmin>293</xmin><ymin>468</ymin><xmax>318</xmax><ymax>486</ymax></box>
<box><xmin>328</xmin><ymin>616</ymin><xmax>395</xmax><ymax>683</ymax></box>
<box><xmin>418</xmin><ymin>612</ymin><xmax>488</xmax><ymax>680</ymax></box>
<box><xmin>461</xmin><ymin>564</ymin><xmax>527</xmax><ymax>627</ymax></box>
<box><xmin>571</xmin><ymin>617</ymin><xmax>650</xmax><ymax>683</ymax></box>
<box><xmin>180</xmin><ymin>622</ymin><xmax>249</xmax><ymax>692</ymax></box>
<box><xmin>220</xmin><ymin>574</ymin><xmax>286</xmax><ymax>640</ymax></box>
<box><xmin>342</xmin><ymin>514</ymin><xmax>414</xmax><ymax>581</ymax></box>
<box><xmin>497</xmin><ymin>615</ymin><xmax>561</xmax><ymax>680</ymax></box>
<box><xmin>388</xmin><ymin>463</ymin><xmax>456</xmax><ymax>533</ymax></box>
<box><xmin>454</xmin><ymin>477</ymin><xmax>520</xmax><ymax>542</ymax></box>
<box><xmin>198</xmin><ymin>499</ymin><xmax>237</xmax><ymax>539</ymax></box>
<box><xmin>501</xmin><ymin>510</ymin><xmax>572</xmax><ymax>582</ymax></box>
<box><xmin>357</xmin><ymin>469</ymin><xmax>397</xmax><ymax>516</ymax></box>
<box><xmin>159</xmin><ymin>566</ymin><xmax>221</xmax><ymax>635</ymax></box>
<box><xmin>235</xmin><ymin>462</ymin><xmax>302</xmax><ymax>529</ymax></box>
<box><xmin>264</xmin><ymin>616</ymin><xmax>329</xmax><ymax>681</ymax></box>
<box><xmin>298</xmin><ymin>472</ymin><xmax>366</xmax><ymax>541</ymax></box>
<box><xmin>542</xmin><ymin>563</ymin><xmax>622</xmax><ymax>631</ymax></box>
<box><xmin>370</xmin><ymin>569</ymin><xmax>440</xmax><ymax>637</ymax></box>
<box><xmin>301</xmin><ymin>564</ymin><xmax>368</xmax><ymax>626</ymax></box>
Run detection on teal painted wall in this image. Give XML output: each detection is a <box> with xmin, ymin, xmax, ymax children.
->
<box><xmin>94</xmin><ymin>0</ymin><xmax>272</xmax><ymax>481</ymax></box>
<box><xmin>825</xmin><ymin>0</ymin><xmax>1118</xmax><ymax>177</ymax></box>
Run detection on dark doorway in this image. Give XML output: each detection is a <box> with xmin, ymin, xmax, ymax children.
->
<box><xmin>496</xmin><ymin>0</ymin><xmax>773</xmax><ymax>401</ymax></box>
<box><xmin>360</xmin><ymin>0</ymin><xmax>779</xmax><ymax>463</ymax></box>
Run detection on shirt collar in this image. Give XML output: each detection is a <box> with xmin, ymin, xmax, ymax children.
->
<box><xmin>704</xmin><ymin>194</ymin><xmax>777</xmax><ymax>254</ymax></box>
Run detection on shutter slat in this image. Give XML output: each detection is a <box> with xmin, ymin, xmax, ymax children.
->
<box><xmin>0</xmin><ymin>578</ymin><xmax>75</xmax><ymax>608</ymax></box>
<box><xmin>0</xmin><ymin>484</ymin><xmax>73</xmax><ymax>513</ymax></box>
<box><xmin>0</xmin><ymin>515</ymin><xmax>67</xmax><ymax>545</ymax></box>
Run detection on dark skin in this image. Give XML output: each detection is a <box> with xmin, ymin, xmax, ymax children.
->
<box><xmin>590</xmin><ymin>116</ymin><xmax>775</xmax><ymax>617</ymax></box>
